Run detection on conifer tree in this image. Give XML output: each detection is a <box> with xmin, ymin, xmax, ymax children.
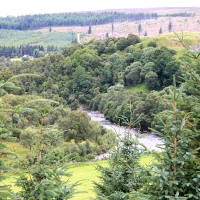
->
<box><xmin>0</xmin><ymin>74</ymin><xmax>39</xmax><ymax>199</ymax></box>
<box><xmin>159</xmin><ymin>27</ymin><xmax>162</xmax><ymax>34</ymax></box>
<box><xmin>94</xmin><ymin>113</ymin><xmax>148</xmax><ymax>200</ymax></box>
<box><xmin>131</xmin><ymin>33</ymin><xmax>200</xmax><ymax>199</ymax></box>
<box><xmin>112</xmin><ymin>23</ymin><xmax>114</xmax><ymax>35</ymax></box>
<box><xmin>138</xmin><ymin>23</ymin><xmax>142</xmax><ymax>35</ymax></box>
<box><xmin>0</xmin><ymin>74</ymin><xmax>78</xmax><ymax>199</ymax></box>
<box><xmin>16</xmin><ymin>99</ymin><xmax>78</xmax><ymax>199</ymax></box>
<box><xmin>168</xmin><ymin>21</ymin><xmax>173</xmax><ymax>32</ymax></box>
<box><xmin>88</xmin><ymin>25</ymin><xmax>92</xmax><ymax>34</ymax></box>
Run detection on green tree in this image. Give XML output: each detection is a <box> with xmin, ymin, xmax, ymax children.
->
<box><xmin>116</xmin><ymin>37</ymin><xmax>128</xmax><ymax>50</ymax></box>
<box><xmin>126</xmin><ymin>34</ymin><xmax>141</xmax><ymax>46</ymax></box>
<box><xmin>105</xmin><ymin>40</ymin><xmax>117</xmax><ymax>53</ymax></box>
<box><xmin>94</xmin><ymin>123</ymin><xmax>147</xmax><ymax>200</ymax></box>
<box><xmin>153</xmin><ymin>46</ymin><xmax>180</xmax><ymax>89</ymax></box>
<box><xmin>145</xmin><ymin>71</ymin><xmax>159</xmax><ymax>90</ymax></box>
<box><xmin>132</xmin><ymin>49</ymin><xmax>143</xmax><ymax>62</ymax></box>
<box><xmin>15</xmin><ymin>98</ymin><xmax>79</xmax><ymax>200</ymax></box>
<box><xmin>0</xmin><ymin>68</ymin><xmax>14</xmax><ymax>81</ymax></box>
<box><xmin>138</xmin><ymin>23</ymin><xmax>142</xmax><ymax>35</ymax></box>
<box><xmin>141</xmin><ymin>47</ymin><xmax>155</xmax><ymax>64</ymax></box>
<box><xmin>124</xmin><ymin>61</ymin><xmax>142</xmax><ymax>86</ymax></box>
<box><xmin>159</xmin><ymin>26</ymin><xmax>162</xmax><ymax>34</ymax></box>
<box><xmin>72</xmin><ymin>66</ymin><xmax>92</xmax><ymax>91</ymax></box>
<box><xmin>147</xmin><ymin>41</ymin><xmax>157</xmax><ymax>48</ymax></box>
<box><xmin>131</xmin><ymin>32</ymin><xmax>200</xmax><ymax>197</ymax></box>
<box><xmin>132</xmin><ymin>78</ymin><xmax>200</xmax><ymax>199</ymax></box>
<box><xmin>168</xmin><ymin>21</ymin><xmax>173</xmax><ymax>32</ymax></box>
<box><xmin>70</xmin><ymin>99</ymin><xmax>80</xmax><ymax>110</ymax></box>
<box><xmin>140</xmin><ymin>62</ymin><xmax>154</xmax><ymax>81</ymax></box>
<box><xmin>70</xmin><ymin>48</ymin><xmax>101</xmax><ymax>70</ymax></box>
<box><xmin>88</xmin><ymin>25</ymin><xmax>92</xmax><ymax>34</ymax></box>
<box><xmin>59</xmin><ymin>110</ymin><xmax>92</xmax><ymax>143</ymax></box>
<box><xmin>0</xmin><ymin>74</ymin><xmax>39</xmax><ymax>199</ymax></box>
<box><xmin>132</xmin><ymin>91</ymin><xmax>169</xmax><ymax>130</ymax></box>
<box><xmin>112</xmin><ymin>23</ymin><xmax>114</xmax><ymax>35</ymax></box>
<box><xmin>20</xmin><ymin>127</ymin><xmax>39</xmax><ymax>152</ymax></box>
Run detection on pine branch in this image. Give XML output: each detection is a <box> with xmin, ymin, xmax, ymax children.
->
<box><xmin>23</xmin><ymin>98</ymin><xmax>59</xmax><ymax>107</ymax></box>
<box><xmin>7</xmin><ymin>73</ymin><xmax>40</xmax><ymax>82</ymax></box>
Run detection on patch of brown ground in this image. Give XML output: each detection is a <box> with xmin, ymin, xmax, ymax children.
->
<box><xmin>36</xmin><ymin>7</ymin><xmax>200</xmax><ymax>41</ymax></box>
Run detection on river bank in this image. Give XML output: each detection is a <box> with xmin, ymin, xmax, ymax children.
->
<box><xmin>84</xmin><ymin>110</ymin><xmax>164</xmax><ymax>156</ymax></box>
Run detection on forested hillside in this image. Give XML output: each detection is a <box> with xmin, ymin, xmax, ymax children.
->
<box><xmin>0</xmin><ymin>12</ymin><xmax>158</xmax><ymax>30</ymax></box>
<box><xmin>0</xmin><ymin>8</ymin><xmax>198</xmax><ymax>59</ymax></box>
<box><xmin>0</xmin><ymin>33</ymin><xmax>187</xmax><ymax>131</ymax></box>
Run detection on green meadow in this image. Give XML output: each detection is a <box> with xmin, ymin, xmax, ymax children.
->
<box><xmin>127</xmin><ymin>83</ymin><xmax>150</xmax><ymax>94</ymax></box>
<box><xmin>2</xmin><ymin>142</ymin><xmax>154</xmax><ymax>200</ymax></box>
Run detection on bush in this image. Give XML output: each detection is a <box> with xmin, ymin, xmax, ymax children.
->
<box><xmin>147</xmin><ymin>41</ymin><xmax>157</xmax><ymax>47</ymax></box>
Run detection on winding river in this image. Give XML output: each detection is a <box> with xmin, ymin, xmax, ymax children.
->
<box><xmin>86</xmin><ymin>110</ymin><xmax>164</xmax><ymax>159</ymax></box>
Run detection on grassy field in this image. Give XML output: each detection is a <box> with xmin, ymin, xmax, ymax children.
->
<box><xmin>1</xmin><ymin>142</ymin><xmax>154</xmax><ymax>200</ymax></box>
<box><xmin>10</xmin><ymin>58</ymin><xmax>22</xmax><ymax>62</ymax></box>
<box><xmin>0</xmin><ymin>29</ymin><xmax>76</xmax><ymax>50</ymax></box>
<box><xmin>127</xmin><ymin>83</ymin><xmax>150</xmax><ymax>94</ymax></box>
<box><xmin>69</xmin><ymin>154</ymin><xmax>153</xmax><ymax>200</ymax></box>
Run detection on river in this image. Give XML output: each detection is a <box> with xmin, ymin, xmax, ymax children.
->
<box><xmin>86</xmin><ymin>110</ymin><xmax>164</xmax><ymax>159</ymax></box>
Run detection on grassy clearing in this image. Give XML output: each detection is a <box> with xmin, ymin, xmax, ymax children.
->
<box><xmin>2</xmin><ymin>142</ymin><xmax>154</xmax><ymax>200</ymax></box>
<box><xmin>127</xmin><ymin>83</ymin><xmax>150</xmax><ymax>94</ymax></box>
<box><xmin>10</xmin><ymin>58</ymin><xmax>22</xmax><ymax>62</ymax></box>
<box><xmin>67</xmin><ymin>161</ymin><xmax>108</xmax><ymax>200</ymax></box>
<box><xmin>67</xmin><ymin>154</ymin><xmax>154</xmax><ymax>200</ymax></box>
<box><xmin>4</xmin><ymin>142</ymin><xmax>29</xmax><ymax>156</ymax></box>
<box><xmin>0</xmin><ymin>29</ymin><xmax>76</xmax><ymax>50</ymax></box>
<box><xmin>141</xmin><ymin>32</ymin><xmax>200</xmax><ymax>50</ymax></box>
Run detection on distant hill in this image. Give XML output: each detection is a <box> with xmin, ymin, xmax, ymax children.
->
<box><xmin>0</xmin><ymin>7</ymin><xmax>200</xmax><ymax>56</ymax></box>
<box><xmin>89</xmin><ymin>7</ymin><xmax>199</xmax><ymax>14</ymax></box>
<box><xmin>34</xmin><ymin>7</ymin><xmax>200</xmax><ymax>41</ymax></box>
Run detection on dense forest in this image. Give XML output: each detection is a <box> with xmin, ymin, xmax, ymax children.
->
<box><xmin>1</xmin><ymin>33</ymin><xmax>184</xmax><ymax>131</ymax></box>
<box><xmin>0</xmin><ymin>45</ymin><xmax>46</xmax><ymax>58</ymax></box>
<box><xmin>0</xmin><ymin>12</ymin><xmax>158</xmax><ymax>30</ymax></box>
<box><xmin>0</xmin><ymin>11</ymin><xmax>193</xmax><ymax>31</ymax></box>
<box><xmin>165</xmin><ymin>12</ymin><xmax>194</xmax><ymax>17</ymax></box>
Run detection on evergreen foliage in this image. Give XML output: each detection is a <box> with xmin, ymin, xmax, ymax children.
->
<box><xmin>168</xmin><ymin>21</ymin><xmax>173</xmax><ymax>32</ymax></box>
<box><xmin>94</xmin><ymin>117</ymin><xmax>148</xmax><ymax>199</ymax></box>
<box><xmin>88</xmin><ymin>25</ymin><xmax>92</xmax><ymax>34</ymax></box>
<box><xmin>165</xmin><ymin>12</ymin><xmax>194</xmax><ymax>17</ymax></box>
<box><xmin>7</xmin><ymin>34</ymin><xmax>181</xmax><ymax>130</ymax></box>
<box><xmin>0</xmin><ymin>74</ymin><xmax>38</xmax><ymax>199</ymax></box>
<box><xmin>15</xmin><ymin>100</ymin><xmax>79</xmax><ymax>200</ymax></box>
<box><xmin>0</xmin><ymin>56</ymin><xmax>13</xmax><ymax>70</ymax></box>
<box><xmin>130</xmin><ymin>34</ymin><xmax>200</xmax><ymax>199</ymax></box>
<box><xmin>138</xmin><ymin>24</ymin><xmax>142</xmax><ymax>35</ymax></box>
<box><xmin>0</xmin><ymin>12</ymin><xmax>158</xmax><ymax>30</ymax></box>
<box><xmin>159</xmin><ymin>27</ymin><xmax>163</xmax><ymax>34</ymax></box>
